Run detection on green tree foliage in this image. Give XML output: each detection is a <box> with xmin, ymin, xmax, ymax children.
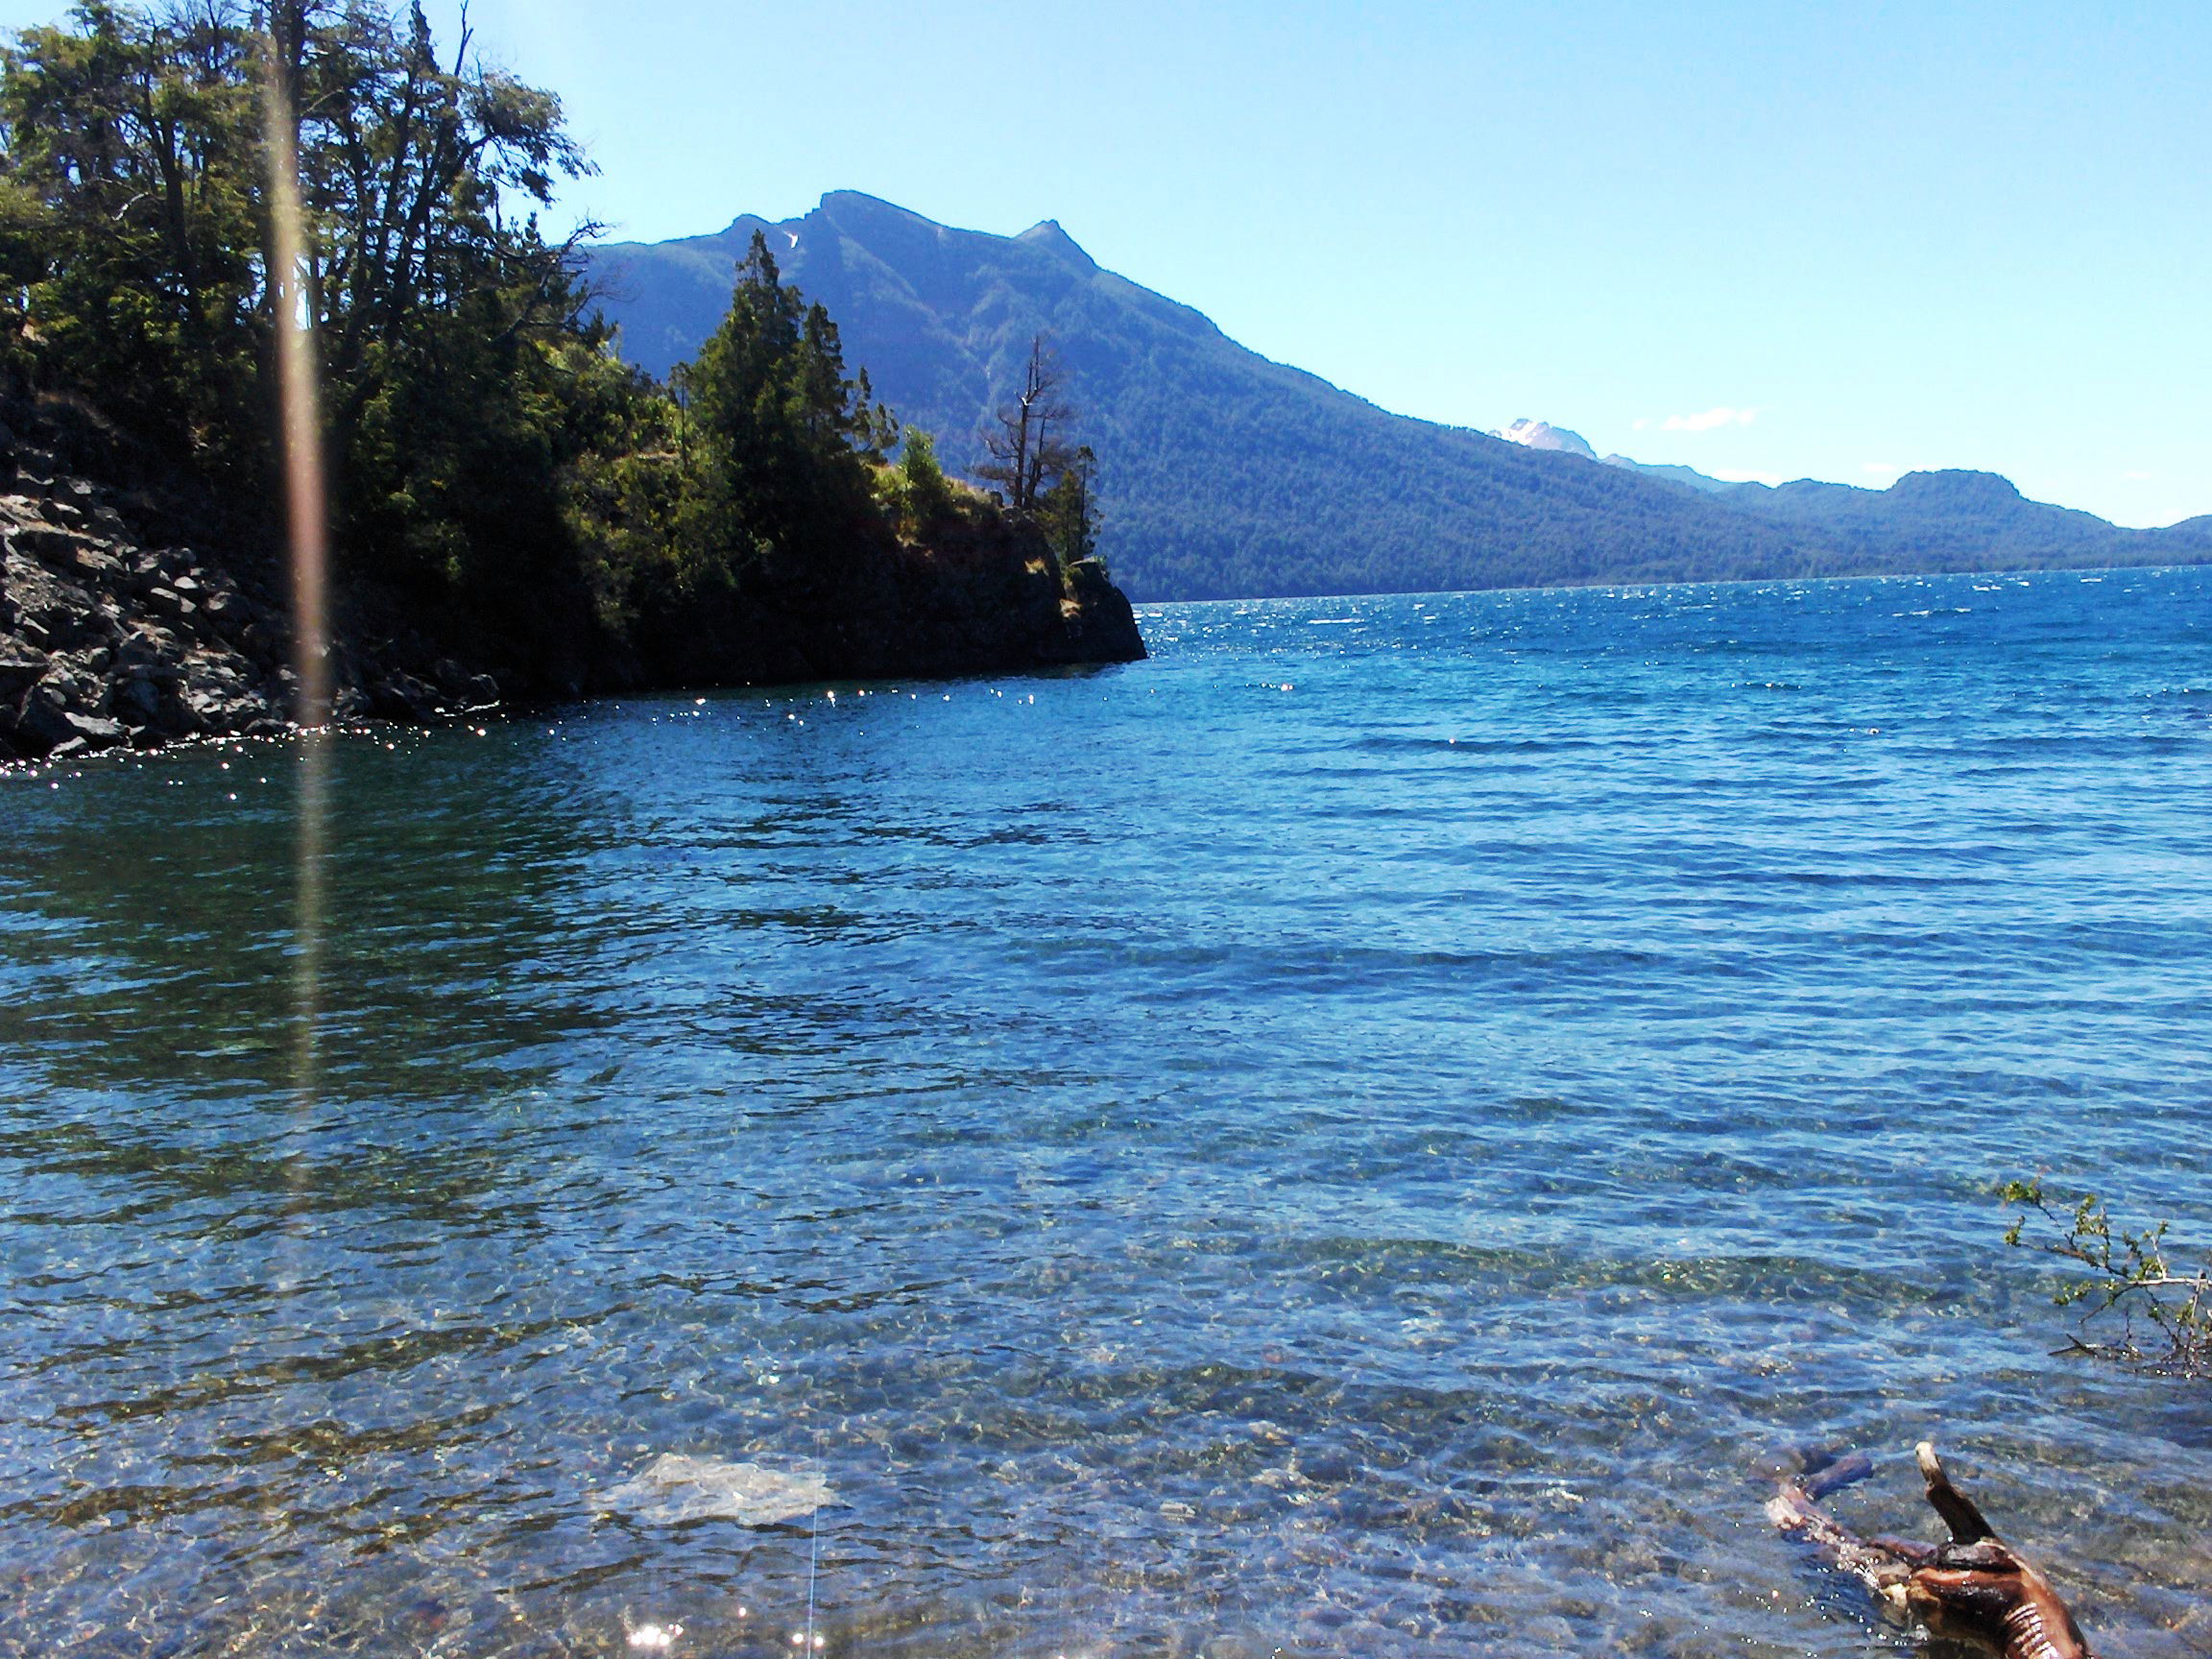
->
<box><xmin>564</xmin><ymin>241</ymin><xmax>1048</xmax><ymax>672</ymax></box>
<box><xmin>0</xmin><ymin>0</ymin><xmax>610</xmax><ymax>655</ymax></box>
<box><xmin>672</xmin><ymin>231</ymin><xmax>896</xmax><ymax>591</ymax></box>
<box><xmin>0</xmin><ymin>6</ymin><xmax>1112</xmax><ymax>686</ymax></box>
<box><xmin>2003</xmin><ymin>1177</ymin><xmax>2210</xmax><ymax>1377</ymax></box>
<box><xmin>0</xmin><ymin>2</ymin><xmax>262</xmax><ymax>463</ymax></box>
<box><xmin>1038</xmin><ymin>442</ymin><xmax>1099</xmax><ymax>566</ymax></box>
<box><xmin>883</xmin><ymin>423</ymin><xmax>955</xmax><ymax>537</ymax></box>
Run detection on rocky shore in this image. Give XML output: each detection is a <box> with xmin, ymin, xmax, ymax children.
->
<box><xmin>0</xmin><ymin>426</ymin><xmax>1143</xmax><ymax>766</ymax></box>
<box><xmin>622</xmin><ymin>518</ymin><xmax>1147</xmax><ymax>689</ymax></box>
<box><xmin>1</xmin><ymin>455</ymin><xmax>285</xmax><ymax>762</ymax></box>
<box><xmin>0</xmin><ymin>435</ymin><xmax>500</xmax><ymax>764</ymax></box>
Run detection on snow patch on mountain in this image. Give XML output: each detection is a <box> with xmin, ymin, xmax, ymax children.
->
<box><xmin>1491</xmin><ymin>419</ymin><xmax>1598</xmax><ymax>461</ymax></box>
<box><xmin>1494</xmin><ymin>418</ymin><xmax>1747</xmax><ymax>494</ymax></box>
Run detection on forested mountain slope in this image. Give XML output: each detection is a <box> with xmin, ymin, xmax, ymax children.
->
<box><xmin>1720</xmin><ymin>469</ymin><xmax>2212</xmax><ymax>569</ymax></box>
<box><xmin>590</xmin><ymin>194</ymin><xmax>1836</xmax><ymax>600</ymax></box>
<box><xmin>590</xmin><ymin>193</ymin><xmax>2212</xmax><ymax>601</ymax></box>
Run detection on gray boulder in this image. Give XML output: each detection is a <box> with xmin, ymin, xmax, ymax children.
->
<box><xmin>0</xmin><ymin>651</ymin><xmax>48</xmax><ymax>698</ymax></box>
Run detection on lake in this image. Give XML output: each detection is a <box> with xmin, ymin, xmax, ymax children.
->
<box><xmin>3</xmin><ymin>567</ymin><xmax>2208</xmax><ymax>1657</ymax></box>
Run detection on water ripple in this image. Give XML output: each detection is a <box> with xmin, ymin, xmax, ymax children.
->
<box><xmin>2</xmin><ymin>569</ymin><xmax>2210</xmax><ymax>1656</ymax></box>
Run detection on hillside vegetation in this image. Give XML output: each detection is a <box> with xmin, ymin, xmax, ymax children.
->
<box><xmin>593</xmin><ymin>193</ymin><xmax>2212</xmax><ymax>601</ymax></box>
<box><xmin>0</xmin><ymin>6</ymin><xmax>1135</xmax><ymax>760</ymax></box>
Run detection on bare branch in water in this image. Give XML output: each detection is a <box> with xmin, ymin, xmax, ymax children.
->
<box><xmin>2002</xmin><ymin>1177</ymin><xmax>2211</xmax><ymax>1377</ymax></box>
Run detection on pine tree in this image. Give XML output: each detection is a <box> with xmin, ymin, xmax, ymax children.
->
<box><xmin>1038</xmin><ymin>444</ymin><xmax>1100</xmax><ymax>565</ymax></box>
<box><xmin>674</xmin><ymin>230</ymin><xmax>880</xmax><ymax>585</ymax></box>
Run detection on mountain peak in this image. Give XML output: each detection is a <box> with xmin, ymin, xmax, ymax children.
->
<box><xmin>1886</xmin><ymin>469</ymin><xmax>2024</xmax><ymax>508</ymax></box>
<box><xmin>1492</xmin><ymin>418</ymin><xmax>1597</xmax><ymax>461</ymax></box>
<box><xmin>1016</xmin><ymin>218</ymin><xmax>1099</xmax><ymax>272</ymax></box>
<box><xmin>814</xmin><ymin>189</ymin><xmax>941</xmax><ymax>231</ymax></box>
<box><xmin>588</xmin><ymin>194</ymin><xmax>2199</xmax><ymax>598</ymax></box>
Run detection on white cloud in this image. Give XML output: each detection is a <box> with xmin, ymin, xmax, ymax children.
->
<box><xmin>1631</xmin><ymin>417</ymin><xmax>1652</xmax><ymax>432</ymax></box>
<box><xmin>1662</xmin><ymin>405</ymin><xmax>1759</xmax><ymax>433</ymax></box>
<box><xmin>2123</xmin><ymin>469</ymin><xmax>2154</xmax><ymax>482</ymax></box>
<box><xmin>1860</xmin><ymin>462</ymin><xmax>1902</xmax><ymax>478</ymax></box>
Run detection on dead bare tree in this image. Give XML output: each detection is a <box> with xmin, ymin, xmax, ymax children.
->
<box><xmin>977</xmin><ymin>334</ymin><xmax>1073</xmax><ymax>514</ymax></box>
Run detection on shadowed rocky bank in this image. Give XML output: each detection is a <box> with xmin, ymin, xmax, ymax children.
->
<box><xmin>0</xmin><ymin>406</ymin><xmax>1143</xmax><ymax>766</ymax></box>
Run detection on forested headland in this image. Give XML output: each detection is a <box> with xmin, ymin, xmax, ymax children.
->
<box><xmin>0</xmin><ymin>2</ymin><xmax>1139</xmax><ymax>759</ymax></box>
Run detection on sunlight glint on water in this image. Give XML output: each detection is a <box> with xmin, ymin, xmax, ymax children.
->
<box><xmin>0</xmin><ymin>570</ymin><xmax>2209</xmax><ymax>1658</ymax></box>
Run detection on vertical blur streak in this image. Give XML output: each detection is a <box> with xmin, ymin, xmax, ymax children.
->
<box><xmin>263</xmin><ymin>19</ymin><xmax>330</xmax><ymax>1225</ymax></box>
<box><xmin>260</xmin><ymin>27</ymin><xmax>329</xmax><ymax>730</ymax></box>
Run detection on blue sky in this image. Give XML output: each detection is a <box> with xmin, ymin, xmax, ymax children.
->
<box><xmin>6</xmin><ymin>1</ymin><xmax>2206</xmax><ymax>525</ymax></box>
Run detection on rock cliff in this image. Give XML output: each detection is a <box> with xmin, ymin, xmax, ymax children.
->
<box><xmin>619</xmin><ymin>516</ymin><xmax>1145</xmax><ymax>690</ymax></box>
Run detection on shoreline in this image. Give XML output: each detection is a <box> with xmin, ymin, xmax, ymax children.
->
<box><xmin>0</xmin><ymin>430</ymin><xmax>1144</xmax><ymax>767</ymax></box>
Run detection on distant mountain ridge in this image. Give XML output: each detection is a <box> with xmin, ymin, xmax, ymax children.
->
<box><xmin>589</xmin><ymin>193</ymin><xmax>2212</xmax><ymax>601</ymax></box>
<box><xmin>1723</xmin><ymin>467</ymin><xmax>2212</xmax><ymax>565</ymax></box>
<box><xmin>1484</xmin><ymin>416</ymin><xmax>2212</xmax><ymax>563</ymax></box>
<box><xmin>1492</xmin><ymin>419</ymin><xmax>1749</xmax><ymax>498</ymax></box>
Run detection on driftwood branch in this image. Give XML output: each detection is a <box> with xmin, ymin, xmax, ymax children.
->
<box><xmin>1767</xmin><ymin>1442</ymin><xmax>2093</xmax><ymax>1659</ymax></box>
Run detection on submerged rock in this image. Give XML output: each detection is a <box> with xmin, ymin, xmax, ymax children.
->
<box><xmin>597</xmin><ymin>1455</ymin><xmax>832</xmax><ymax>1527</ymax></box>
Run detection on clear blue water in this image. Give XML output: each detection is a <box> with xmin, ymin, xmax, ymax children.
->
<box><xmin>2</xmin><ymin>567</ymin><xmax>2209</xmax><ymax>1658</ymax></box>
